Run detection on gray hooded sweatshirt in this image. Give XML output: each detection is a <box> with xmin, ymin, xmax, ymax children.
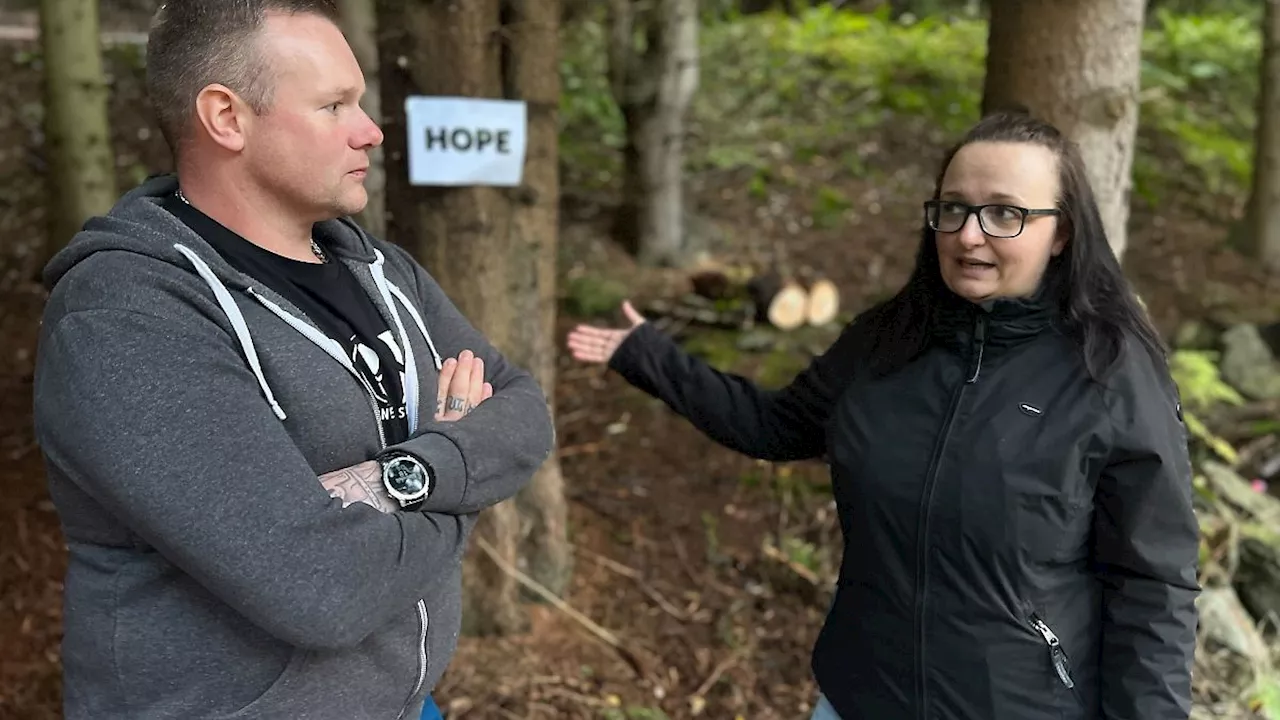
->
<box><xmin>32</xmin><ymin>174</ymin><xmax>555</xmax><ymax>719</ymax></box>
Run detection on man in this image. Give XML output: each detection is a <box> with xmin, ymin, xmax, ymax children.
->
<box><xmin>31</xmin><ymin>1</ymin><xmax>554</xmax><ymax>718</ymax></box>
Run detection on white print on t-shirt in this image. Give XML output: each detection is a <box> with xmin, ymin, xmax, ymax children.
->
<box><xmin>349</xmin><ymin>330</ymin><xmax>408</xmax><ymax>414</ymax></box>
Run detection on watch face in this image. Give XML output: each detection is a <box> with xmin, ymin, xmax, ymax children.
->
<box><xmin>385</xmin><ymin>458</ymin><xmax>426</xmax><ymax>497</ymax></box>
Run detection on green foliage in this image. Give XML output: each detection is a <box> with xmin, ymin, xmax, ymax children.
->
<box><xmin>778</xmin><ymin>532</ymin><xmax>822</xmax><ymax>574</ymax></box>
<box><xmin>1254</xmin><ymin>674</ymin><xmax>1280</xmax><ymax>720</ymax></box>
<box><xmin>756</xmin><ymin>345</ymin><xmax>809</xmax><ymax>388</ymax></box>
<box><xmin>694</xmin><ymin>5</ymin><xmax>985</xmax><ymax>174</ymax></box>
<box><xmin>1138</xmin><ymin>11</ymin><xmax>1260</xmax><ymax>201</ymax></box>
<box><xmin>1184</xmin><ymin>410</ymin><xmax>1238</xmax><ymax>465</ymax></box>
<box><xmin>1170</xmin><ymin>350</ymin><xmax>1244</xmax><ymax>464</ymax></box>
<box><xmin>813</xmin><ymin>185</ymin><xmax>853</xmax><ymax>229</ymax></box>
<box><xmin>558</xmin><ymin>7</ymin><xmax>1263</xmax><ymax>208</ymax></box>
<box><xmin>1170</xmin><ymin>350</ymin><xmax>1246</xmax><ymax>412</ymax></box>
<box><xmin>559</xmin><ymin>16</ymin><xmax>625</xmax><ymax>193</ymax></box>
<box><xmin>682</xmin><ymin>329</ymin><xmax>744</xmax><ymax>371</ymax></box>
<box><xmin>562</xmin><ymin>275</ymin><xmax>629</xmax><ymax>319</ymax></box>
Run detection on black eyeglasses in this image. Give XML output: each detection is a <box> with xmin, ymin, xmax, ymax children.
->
<box><xmin>924</xmin><ymin>200</ymin><xmax>1060</xmax><ymax>239</ymax></box>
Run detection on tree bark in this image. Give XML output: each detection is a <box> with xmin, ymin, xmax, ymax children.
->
<box><xmin>1244</xmin><ymin>0</ymin><xmax>1280</xmax><ymax>271</ymax></box>
<box><xmin>337</xmin><ymin>0</ymin><xmax>388</xmax><ymax>240</ymax></box>
<box><xmin>982</xmin><ymin>0</ymin><xmax>1146</xmax><ymax>260</ymax></box>
<box><xmin>383</xmin><ymin>0</ymin><xmax>568</xmax><ymax>635</ymax></box>
<box><xmin>503</xmin><ymin>0</ymin><xmax>574</xmax><ymax>599</ymax></box>
<box><xmin>609</xmin><ymin>0</ymin><xmax>700</xmax><ymax>267</ymax></box>
<box><xmin>40</xmin><ymin>0</ymin><xmax>116</xmax><ymax>257</ymax></box>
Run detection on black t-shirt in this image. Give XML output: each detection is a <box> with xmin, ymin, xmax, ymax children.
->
<box><xmin>164</xmin><ymin>193</ymin><xmax>409</xmax><ymax>445</ymax></box>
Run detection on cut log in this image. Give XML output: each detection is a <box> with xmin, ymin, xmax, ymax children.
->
<box><xmin>687</xmin><ymin>261</ymin><xmax>761</xmax><ymax>302</ymax></box>
<box><xmin>747</xmin><ymin>271</ymin><xmax>809</xmax><ymax>331</ymax></box>
<box><xmin>689</xmin><ymin>269</ymin><xmax>733</xmax><ymax>301</ymax></box>
<box><xmin>768</xmin><ymin>282</ymin><xmax>810</xmax><ymax>331</ymax></box>
<box><xmin>804</xmin><ymin>277</ymin><xmax>840</xmax><ymax>326</ymax></box>
<box><xmin>673</xmin><ymin>264</ymin><xmax>825</xmax><ymax>331</ymax></box>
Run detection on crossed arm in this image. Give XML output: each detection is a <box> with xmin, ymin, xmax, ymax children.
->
<box><xmin>319</xmin><ymin>349</ymin><xmax>493</xmax><ymax>512</ymax></box>
<box><xmin>314</xmin><ymin>242</ymin><xmax>554</xmax><ymax>517</ymax></box>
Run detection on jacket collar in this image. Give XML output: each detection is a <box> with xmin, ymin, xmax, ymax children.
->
<box><xmin>932</xmin><ymin>283</ymin><xmax>1059</xmax><ymax>351</ymax></box>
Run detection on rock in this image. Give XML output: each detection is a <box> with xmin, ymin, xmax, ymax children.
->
<box><xmin>1260</xmin><ymin>321</ymin><xmax>1280</xmax><ymax>358</ymax></box>
<box><xmin>1220</xmin><ymin>324</ymin><xmax>1280</xmax><ymax>400</ymax></box>
<box><xmin>1201</xmin><ymin>461</ymin><xmax>1280</xmax><ymax>526</ymax></box>
<box><xmin>1197</xmin><ymin>586</ymin><xmax>1270</xmax><ymax>664</ymax></box>
<box><xmin>1235</xmin><ymin>526</ymin><xmax>1280</xmax><ymax>627</ymax></box>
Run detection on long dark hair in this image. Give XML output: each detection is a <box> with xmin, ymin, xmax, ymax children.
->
<box><xmin>855</xmin><ymin>111</ymin><xmax>1166</xmax><ymax>381</ymax></box>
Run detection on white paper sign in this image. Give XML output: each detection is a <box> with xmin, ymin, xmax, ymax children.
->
<box><xmin>404</xmin><ymin>96</ymin><xmax>528</xmax><ymax>187</ymax></box>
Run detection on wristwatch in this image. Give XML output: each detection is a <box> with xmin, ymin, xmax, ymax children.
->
<box><xmin>379</xmin><ymin>452</ymin><xmax>433</xmax><ymax>510</ymax></box>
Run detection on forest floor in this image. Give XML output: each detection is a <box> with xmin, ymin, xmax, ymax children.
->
<box><xmin>2</xmin><ymin>18</ymin><xmax>1280</xmax><ymax>720</ymax></box>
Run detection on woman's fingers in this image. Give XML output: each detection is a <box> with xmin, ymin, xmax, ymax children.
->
<box><xmin>566</xmin><ymin>341</ymin><xmax>605</xmax><ymax>363</ymax></box>
<box><xmin>568</xmin><ymin>325</ymin><xmax>620</xmax><ymax>342</ymax></box>
<box><xmin>621</xmin><ymin>300</ymin><xmax>646</xmax><ymax>328</ymax></box>
<box><xmin>563</xmin><ymin>300</ymin><xmax>645</xmax><ymax>365</ymax></box>
<box><xmin>566</xmin><ymin>327</ymin><xmax>626</xmax><ymax>364</ymax></box>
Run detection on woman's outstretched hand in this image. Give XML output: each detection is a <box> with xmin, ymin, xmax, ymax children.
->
<box><xmin>565</xmin><ymin>300</ymin><xmax>647</xmax><ymax>364</ymax></box>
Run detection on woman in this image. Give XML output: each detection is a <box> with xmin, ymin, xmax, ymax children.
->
<box><xmin>566</xmin><ymin>112</ymin><xmax>1200</xmax><ymax>720</ymax></box>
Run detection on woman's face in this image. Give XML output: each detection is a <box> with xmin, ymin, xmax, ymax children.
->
<box><xmin>934</xmin><ymin>141</ymin><xmax>1066</xmax><ymax>303</ymax></box>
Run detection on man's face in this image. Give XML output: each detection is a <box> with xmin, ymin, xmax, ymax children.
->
<box><xmin>243</xmin><ymin>12</ymin><xmax>383</xmax><ymax>222</ymax></box>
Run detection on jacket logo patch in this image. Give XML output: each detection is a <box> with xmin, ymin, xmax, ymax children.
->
<box><xmin>1019</xmin><ymin>403</ymin><xmax>1043</xmax><ymax>417</ymax></box>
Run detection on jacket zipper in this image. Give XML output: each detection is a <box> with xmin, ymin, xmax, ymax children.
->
<box><xmin>1030</xmin><ymin>614</ymin><xmax>1076</xmax><ymax>689</ymax></box>
<box><xmin>395</xmin><ymin>600</ymin><xmax>430</xmax><ymax>720</ymax></box>
<box><xmin>246</xmin><ymin>288</ymin><xmax>388</xmax><ymax>448</ymax></box>
<box><xmin>913</xmin><ymin>313</ymin><xmax>986</xmax><ymax>719</ymax></box>
<box><xmin>247</xmin><ymin>285</ymin><xmax>428</xmax><ymax>714</ymax></box>
<box><xmin>367</xmin><ymin>261</ymin><xmax>433</xmax><ymax>720</ymax></box>
<box><xmin>965</xmin><ymin>318</ymin><xmax>986</xmax><ymax>384</ymax></box>
<box><xmin>363</xmin><ymin>379</ymin><xmax>388</xmax><ymax>449</ymax></box>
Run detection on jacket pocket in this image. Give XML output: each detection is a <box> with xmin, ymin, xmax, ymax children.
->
<box><xmin>218</xmin><ymin>650</ymin><xmax>309</xmax><ymax>719</ymax></box>
<box><xmin>1028</xmin><ymin>612</ymin><xmax>1085</xmax><ymax>712</ymax></box>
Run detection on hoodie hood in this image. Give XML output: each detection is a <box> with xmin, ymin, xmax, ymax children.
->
<box><xmin>43</xmin><ymin>173</ymin><xmax>442</xmax><ymax>423</ymax></box>
<box><xmin>44</xmin><ymin>173</ymin><xmax>379</xmax><ymax>293</ymax></box>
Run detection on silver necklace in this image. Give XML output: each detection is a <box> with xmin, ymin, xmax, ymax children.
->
<box><xmin>174</xmin><ymin>187</ymin><xmax>327</xmax><ymax>263</ymax></box>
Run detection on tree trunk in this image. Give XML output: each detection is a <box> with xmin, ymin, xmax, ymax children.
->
<box><xmin>337</xmin><ymin>0</ymin><xmax>388</xmax><ymax>240</ymax></box>
<box><xmin>609</xmin><ymin>0</ymin><xmax>700</xmax><ymax>267</ymax></box>
<box><xmin>982</xmin><ymin>0</ymin><xmax>1145</xmax><ymax>260</ymax></box>
<box><xmin>40</xmin><ymin>0</ymin><xmax>116</xmax><ymax>257</ymax></box>
<box><xmin>1244</xmin><ymin>0</ymin><xmax>1280</xmax><ymax>271</ymax></box>
<box><xmin>503</xmin><ymin>0</ymin><xmax>574</xmax><ymax>599</ymax></box>
<box><xmin>384</xmin><ymin>0</ymin><xmax>568</xmax><ymax>636</ymax></box>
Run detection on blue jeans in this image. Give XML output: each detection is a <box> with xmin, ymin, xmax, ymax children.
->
<box><xmin>420</xmin><ymin>696</ymin><xmax>443</xmax><ymax>720</ymax></box>
<box><xmin>810</xmin><ymin>694</ymin><xmax>841</xmax><ymax>720</ymax></box>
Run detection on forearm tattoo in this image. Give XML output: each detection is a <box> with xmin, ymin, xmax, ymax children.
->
<box><xmin>319</xmin><ymin>461</ymin><xmax>392</xmax><ymax>514</ymax></box>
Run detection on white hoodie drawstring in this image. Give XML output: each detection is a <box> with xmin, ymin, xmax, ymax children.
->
<box><xmin>173</xmin><ymin>244</ymin><xmax>288</xmax><ymax>421</ymax></box>
<box><xmin>173</xmin><ymin>243</ymin><xmax>447</xmax><ymax>430</ymax></box>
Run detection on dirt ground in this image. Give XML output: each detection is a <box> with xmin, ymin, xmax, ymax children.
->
<box><xmin>2</xmin><ymin>28</ymin><xmax>1279</xmax><ymax>720</ymax></box>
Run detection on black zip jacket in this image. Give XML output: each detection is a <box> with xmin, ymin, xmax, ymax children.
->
<box><xmin>609</xmin><ymin>295</ymin><xmax>1200</xmax><ymax>720</ymax></box>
